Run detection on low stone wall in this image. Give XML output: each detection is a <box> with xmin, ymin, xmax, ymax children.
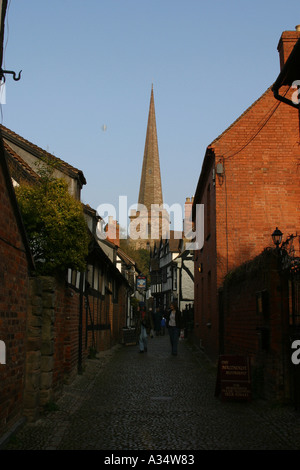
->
<box><xmin>12</xmin><ymin>273</ymin><xmax>126</xmax><ymax>424</ymax></box>
<box><xmin>23</xmin><ymin>276</ymin><xmax>84</xmax><ymax>421</ymax></box>
<box><xmin>23</xmin><ymin>277</ymin><xmax>55</xmax><ymax>421</ymax></box>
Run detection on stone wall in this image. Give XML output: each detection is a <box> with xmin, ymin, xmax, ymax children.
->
<box><xmin>23</xmin><ymin>275</ymin><xmax>127</xmax><ymax>422</ymax></box>
<box><xmin>24</xmin><ymin>277</ymin><xmax>54</xmax><ymax>421</ymax></box>
<box><xmin>23</xmin><ymin>276</ymin><xmax>84</xmax><ymax>421</ymax></box>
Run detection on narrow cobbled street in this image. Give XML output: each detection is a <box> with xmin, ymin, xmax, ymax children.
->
<box><xmin>3</xmin><ymin>333</ymin><xmax>300</xmax><ymax>452</ymax></box>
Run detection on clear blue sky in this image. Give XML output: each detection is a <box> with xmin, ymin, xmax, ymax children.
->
<box><xmin>1</xmin><ymin>0</ymin><xmax>299</xmax><ymax>222</ymax></box>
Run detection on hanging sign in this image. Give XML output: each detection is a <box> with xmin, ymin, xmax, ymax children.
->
<box><xmin>215</xmin><ymin>355</ymin><xmax>251</xmax><ymax>401</ymax></box>
<box><xmin>136</xmin><ymin>275</ymin><xmax>147</xmax><ymax>290</ymax></box>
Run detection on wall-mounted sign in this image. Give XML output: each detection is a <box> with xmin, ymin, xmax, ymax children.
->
<box><xmin>215</xmin><ymin>355</ymin><xmax>251</xmax><ymax>401</ymax></box>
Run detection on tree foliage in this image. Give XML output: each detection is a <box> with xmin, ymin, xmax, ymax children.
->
<box><xmin>119</xmin><ymin>239</ymin><xmax>150</xmax><ymax>282</ymax></box>
<box><xmin>15</xmin><ymin>178</ymin><xmax>89</xmax><ymax>275</ymax></box>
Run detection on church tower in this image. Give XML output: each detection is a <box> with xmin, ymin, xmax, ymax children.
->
<box><xmin>129</xmin><ymin>85</ymin><xmax>169</xmax><ymax>249</ymax></box>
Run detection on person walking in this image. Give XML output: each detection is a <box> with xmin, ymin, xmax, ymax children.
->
<box><xmin>167</xmin><ymin>301</ymin><xmax>183</xmax><ymax>356</ymax></box>
<box><xmin>136</xmin><ymin>302</ymin><xmax>152</xmax><ymax>353</ymax></box>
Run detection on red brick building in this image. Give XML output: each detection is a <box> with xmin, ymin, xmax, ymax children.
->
<box><xmin>0</xmin><ymin>133</ymin><xmax>34</xmax><ymax>435</ymax></box>
<box><xmin>193</xmin><ymin>28</ymin><xmax>300</xmax><ymax>363</ymax></box>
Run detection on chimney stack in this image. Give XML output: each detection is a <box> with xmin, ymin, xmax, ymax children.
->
<box><xmin>184</xmin><ymin>197</ymin><xmax>194</xmax><ymax>240</ymax></box>
<box><xmin>277</xmin><ymin>26</ymin><xmax>300</xmax><ymax>71</ymax></box>
<box><xmin>105</xmin><ymin>217</ymin><xmax>120</xmax><ymax>247</ymax></box>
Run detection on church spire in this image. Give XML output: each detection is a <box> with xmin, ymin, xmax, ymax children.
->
<box><xmin>129</xmin><ymin>85</ymin><xmax>168</xmax><ymax>249</ymax></box>
<box><xmin>138</xmin><ymin>85</ymin><xmax>163</xmax><ymax>213</ymax></box>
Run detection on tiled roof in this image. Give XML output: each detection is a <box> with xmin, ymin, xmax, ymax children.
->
<box><xmin>4</xmin><ymin>140</ymin><xmax>40</xmax><ymax>183</ymax></box>
<box><xmin>117</xmin><ymin>247</ymin><xmax>137</xmax><ymax>267</ymax></box>
<box><xmin>83</xmin><ymin>203</ymin><xmax>101</xmax><ymax>219</ymax></box>
<box><xmin>160</xmin><ymin>230</ymin><xmax>182</xmax><ymax>252</ymax></box>
<box><xmin>168</xmin><ymin>232</ymin><xmax>182</xmax><ymax>252</ymax></box>
<box><xmin>0</xmin><ymin>125</ymin><xmax>86</xmax><ymax>186</ymax></box>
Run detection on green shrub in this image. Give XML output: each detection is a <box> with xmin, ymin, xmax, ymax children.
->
<box><xmin>16</xmin><ymin>178</ymin><xmax>89</xmax><ymax>275</ymax></box>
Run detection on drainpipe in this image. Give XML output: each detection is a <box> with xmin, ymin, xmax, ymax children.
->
<box><xmin>272</xmin><ymin>86</ymin><xmax>299</xmax><ymax>109</ymax></box>
<box><xmin>78</xmin><ymin>271</ymin><xmax>84</xmax><ymax>374</ymax></box>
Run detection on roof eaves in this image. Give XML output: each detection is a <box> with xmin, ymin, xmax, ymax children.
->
<box><xmin>1</xmin><ymin>125</ymin><xmax>87</xmax><ymax>186</ymax></box>
<box><xmin>90</xmin><ymin>236</ymin><xmax>131</xmax><ymax>288</ymax></box>
<box><xmin>4</xmin><ymin>141</ymin><xmax>40</xmax><ymax>182</ymax></box>
<box><xmin>116</xmin><ymin>247</ymin><xmax>137</xmax><ymax>266</ymax></box>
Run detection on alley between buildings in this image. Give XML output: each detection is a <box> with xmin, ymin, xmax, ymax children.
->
<box><xmin>2</xmin><ymin>334</ymin><xmax>300</xmax><ymax>452</ymax></box>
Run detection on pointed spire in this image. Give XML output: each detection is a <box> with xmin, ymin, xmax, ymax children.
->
<box><xmin>138</xmin><ymin>85</ymin><xmax>163</xmax><ymax>213</ymax></box>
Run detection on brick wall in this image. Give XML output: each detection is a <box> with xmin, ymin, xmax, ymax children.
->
<box><xmin>193</xmin><ymin>154</ymin><xmax>219</xmax><ymax>359</ymax></box>
<box><xmin>222</xmin><ymin>249</ymin><xmax>292</xmax><ymax>402</ymax></box>
<box><xmin>54</xmin><ymin>282</ymin><xmax>84</xmax><ymax>386</ymax></box>
<box><xmin>0</xmin><ymin>158</ymin><xmax>30</xmax><ymax>435</ymax></box>
<box><xmin>214</xmin><ymin>87</ymin><xmax>300</xmax><ymax>280</ymax></box>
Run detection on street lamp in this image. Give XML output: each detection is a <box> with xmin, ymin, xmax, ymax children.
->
<box><xmin>272</xmin><ymin>227</ymin><xmax>283</xmax><ymax>248</ymax></box>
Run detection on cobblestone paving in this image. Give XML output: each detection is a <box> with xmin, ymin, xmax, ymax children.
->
<box><xmin>2</xmin><ymin>334</ymin><xmax>300</xmax><ymax>451</ymax></box>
